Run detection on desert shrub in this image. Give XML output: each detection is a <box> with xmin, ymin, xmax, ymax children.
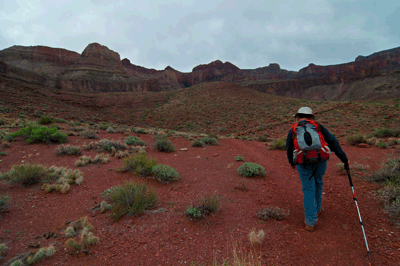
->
<box><xmin>106</xmin><ymin>127</ymin><xmax>117</xmax><ymax>133</ymax></box>
<box><xmin>119</xmin><ymin>153</ymin><xmax>157</xmax><ymax>177</ymax></box>
<box><xmin>38</xmin><ymin>115</ymin><xmax>54</xmax><ymax>125</ymax></box>
<box><xmin>369</xmin><ymin>158</ymin><xmax>400</xmax><ymax>185</ymax></box>
<box><xmin>0</xmin><ymin>195</ymin><xmax>10</xmax><ymax>217</ymax></box>
<box><xmin>102</xmin><ymin>181</ymin><xmax>158</xmax><ymax>221</ymax></box>
<box><xmin>111</xmin><ymin>148</ymin><xmax>130</xmax><ymax>159</ymax></box>
<box><xmin>237</xmin><ymin>162</ymin><xmax>266</xmax><ymax>177</ymax></box>
<box><xmin>55</xmin><ymin>118</ymin><xmax>66</xmax><ymax>123</ymax></box>
<box><xmin>235</xmin><ymin>156</ymin><xmax>244</xmax><ymax>161</ymax></box>
<box><xmin>372</xmin><ymin>128</ymin><xmax>400</xmax><ymax>138</ymax></box>
<box><xmin>75</xmin><ymin>154</ymin><xmax>110</xmax><ymax>167</ymax></box>
<box><xmin>10</xmin><ymin>124</ymin><xmax>67</xmax><ymax>144</ymax></box>
<box><xmin>199</xmin><ymin>137</ymin><xmax>219</xmax><ymax>146</ymax></box>
<box><xmin>33</xmin><ymin>110</ymin><xmax>43</xmax><ymax>117</ymax></box>
<box><xmin>153</xmin><ymin>135</ymin><xmax>175</xmax><ymax>152</ymax></box>
<box><xmin>346</xmin><ymin>133</ymin><xmax>366</xmax><ymax>146</ymax></box>
<box><xmin>151</xmin><ymin>164</ymin><xmax>179</xmax><ymax>183</ymax></box>
<box><xmin>0</xmin><ymin>119</ymin><xmax>5</xmax><ymax>126</ymax></box>
<box><xmin>125</xmin><ymin>136</ymin><xmax>147</xmax><ymax>146</ymax></box>
<box><xmin>3</xmin><ymin>164</ymin><xmax>48</xmax><ymax>187</ymax></box>
<box><xmin>55</xmin><ymin>144</ymin><xmax>82</xmax><ymax>156</ymax></box>
<box><xmin>377</xmin><ymin>141</ymin><xmax>387</xmax><ymax>148</ymax></box>
<box><xmin>191</xmin><ymin>139</ymin><xmax>205</xmax><ymax>147</ymax></box>
<box><xmin>268</xmin><ymin>138</ymin><xmax>286</xmax><ymax>150</ymax></box>
<box><xmin>248</xmin><ymin>229</ymin><xmax>265</xmax><ymax>246</ymax></box>
<box><xmin>257</xmin><ymin>206</ymin><xmax>290</xmax><ymax>220</ymax></box>
<box><xmin>80</xmin><ymin>130</ymin><xmax>99</xmax><ymax>139</ymax></box>
<box><xmin>84</xmin><ymin>139</ymin><xmax>127</xmax><ymax>152</ymax></box>
<box><xmin>257</xmin><ymin>134</ymin><xmax>270</xmax><ymax>142</ymax></box>
<box><xmin>186</xmin><ymin>193</ymin><xmax>220</xmax><ymax>219</ymax></box>
<box><xmin>65</xmin><ymin>216</ymin><xmax>99</xmax><ymax>252</ymax></box>
<box><xmin>0</xmin><ymin>152</ymin><xmax>6</xmax><ymax>156</ymax></box>
<box><xmin>0</xmin><ymin>243</ymin><xmax>6</xmax><ymax>257</ymax></box>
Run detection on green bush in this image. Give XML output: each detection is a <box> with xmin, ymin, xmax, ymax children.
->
<box><xmin>0</xmin><ymin>119</ymin><xmax>5</xmax><ymax>126</ymax></box>
<box><xmin>237</xmin><ymin>162</ymin><xmax>266</xmax><ymax>177</ymax></box>
<box><xmin>54</xmin><ymin>144</ymin><xmax>82</xmax><ymax>156</ymax></box>
<box><xmin>186</xmin><ymin>193</ymin><xmax>220</xmax><ymax>219</ymax></box>
<box><xmin>0</xmin><ymin>152</ymin><xmax>6</xmax><ymax>156</ymax></box>
<box><xmin>268</xmin><ymin>138</ymin><xmax>286</xmax><ymax>150</ymax></box>
<box><xmin>346</xmin><ymin>133</ymin><xmax>366</xmax><ymax>146</ymax></box>
<box><xmin>191</xmin><ymin>139</ymin><xmax>205</xmax><ymax>147</ymax></box>
<box><xmin>38</xmin><ymin>115</ymin><xmax>55</xmax><ymax>125</ymax></box>
<box><xmin>103</xmin><ymin>181</ymin><xmax>158</xmax><ymax>221</ymax></box>
<box><xmin>0</xmin><ymin>194</ymin><xmax>10</xmax><ymax>217</ymax></box>
<box><xmin>125</xmin><ymin>136</ymin><xmax>147</xmax><ymax>146</ymax></box>
<box><xmin>2</xmin><ymin>164</ymin><xmax>48</xmax><ymax>187</ymax></box>
<box><xmin>257</xmin><ymin>134</ymin><xmax>270</xmax><ymax>142</ymax></box>
<box><xmin>153</xmin><ymin>135</ymin><xmax>175</xmax><ymax>152</ymax></box>
<box><xmin>119</xmin><ymin>153</ymin><xmax>157</xmax><ymax>177</ymax></box>
<box><xmin>10</xmin><ymin>124</ymin><xmax>67</xmax><ymax>144</ymax></box>
<box><xmin>151</xmin><ymin>165</ymin><xmax>179</xmax><ymax>183</ymax></box>
<box><xmin>235</xmin><ymin>156</ymin><xmax>244</xmax><ymax>161</ymax></box>
<box><xmin>199</xmin><ymin>137</ymin><xmax>219</xmax><ymax>146</ymax></box>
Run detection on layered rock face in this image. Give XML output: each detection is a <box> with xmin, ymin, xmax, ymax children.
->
<box><xmin>1</xmin><ymin>43</ymin><xmax>400</xmax><ymax>99</ymax></box>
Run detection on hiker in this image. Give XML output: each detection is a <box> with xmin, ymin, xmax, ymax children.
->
<box><xmin>286</xmin><ymin>107</ymin><xmax>349</xmax><ymax>231</ymax></box>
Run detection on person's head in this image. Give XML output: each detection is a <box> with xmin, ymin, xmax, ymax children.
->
<box><xmin>294</xmin><ymin>107</ymin><xmax>315</xmax><ymax>120</ymax></box>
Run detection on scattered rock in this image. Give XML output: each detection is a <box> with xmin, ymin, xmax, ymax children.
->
<box><xmin>180</xmin><ymin>148</ymin><xmax>188</xmax><ymax>151</ymax></box>
<box><xmin>357</xmin><ymin>143</ymin><xmax>370</xmax><ymax>148</ymax></box>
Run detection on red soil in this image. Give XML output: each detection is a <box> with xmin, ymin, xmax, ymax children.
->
<box><xmin>1</xmin><ymin>132</ymin><xmax>400</xmax><ymax>266</ymax></box>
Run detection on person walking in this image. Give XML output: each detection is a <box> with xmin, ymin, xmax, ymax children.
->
<box><xmin>286</xmin><ymin>107</ymin><xmax>349</xmax><ymax>231</ymax></box>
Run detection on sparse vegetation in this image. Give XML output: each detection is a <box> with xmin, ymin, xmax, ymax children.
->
<box><xmin>26</xmin><ymin>246</ymin><xmax>55</xmax><ymax>264</ymax></box>
<box><xmin>191</xmin><ymin>139</ymin><xmax>205</xmax><ymax>147</ymax></box>
<box><xmin>75</xmin><ymin>154</ymin><xmax>110</xmax><ymax>167</ymax></box>
<box><xmin>83</xmin><ymin>139</ymin><xmax>127</xmax><ymax>152</ymax></box>
<box><xmin>151</xmin><ymin>164</ymin><xmax>180</xmax><ymax>183</ymax></box>
<box><xmin>2</xmin><ymin>164</ymin><xmax>48</xmax><ymax>187</ymax></box>
<box><xmin>55</xmin><ymin>144</ymin><xmax>82</xmax><ymax>156</ymax></box>
<box><xmin>80</xmin><ymin>130</ymin><xmax>99</xmax><ymax>139</ymax></box>
<box><xmin>248</xmin><ymin>229</ymin><xmax>265</xmax><ymax>246</ymax></box>
<box><xmin>8</xmin><ymin>123</ymin><xmax>67</xmax><ymax>144</ymax></box>
<box><xmin>0</xmin><ymin>195</ymin><xmax>10</xmax><ymax>217</ymax></box>
<box><xmin>65</xmin><ymin>216</ymin><xmax>99</xmax><ymax>253</ymax></box>
<box><xmin>235</xmin><ymin>156</ymin><xmax>244</xmax><ymax>161</ymax></box>
<box><xmin>199</xmin><ymin>137</ymin><xmax>219</xmax><ymax>146</ymax></box>
<box><xmin>38</xmin><ymin>115</ymin><xmax>54</xmax><ymax>125</ymax></box>
<box><xmin>257</xmin><ymin>206</ymin><xmax>290</xmax><ymax>220</ymax></box>
<box><xmin>119</xmin><ymin>153</ymin><xmax>157</xmax><ymax>177</ymax></box>
<box><xmin>125</xmin><ymin>136</ymin><xmax>147</xmax><ymax>146</ymax></box>
<box><xmin>102</xmin><ymin>181</ymin><xmax>158</xmax><ymax>221</ymax></box>
<box><xmin>346</xmin><ymin>133</ymin><xmax>367</xmax><ymax>146</ymax></box>
<box><xmin>154</xmin><ymin>134</ymin><xmax>175</xmax><ymax>152</ymax></box>
<box><xmin>186</xmin><ymin>193</ymin><xmax>220</xmax><ymax>219</ymax></box>
<box><xmin>372</xmin><ymin>128</ymin><xmax>400</xmax><ymax>138</ymax></box>
<box><xmin>237</xmin><ymin>162</ymin><xmax>266</xmax><ymax>177</ymax></box>
<box><xmin>268</xmin><ymin>138</ymin><xmax>286</xmax><ymax>150</ymax></box>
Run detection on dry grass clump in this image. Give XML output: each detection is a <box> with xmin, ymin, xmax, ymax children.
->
<box><xmin>346</xmin><ymin>133</ymin><xmax>367</xmax><ymax>146</ymax></box>
<box><xmin>75</xmin><ymin>154</ymin><xmax>110</xmax><ymax>167</ymax></box>
<box><xmin>153</xmin><ymin>135</ymin><xmax>175</xmax><ymax>152</ymax></box>
<box><xmin>83</xmin><ymin>139</ymin><xmax>127</xmax><ymax>152</ymax></box>
<box><xmin>248</xmin><ymin>229</ymin><xmax>265</xmax><ymax>246</ymax></box>
<box><xmin>267</xmin><ymin>138</ymin><xmax>286</xmax><ymax>150</ymax></box>
<box><xmin>54</xmin><ymin>144</ymin><xmax>82</xmax><ymax>156</ymax></box>
<box><xmin>257</xmin><ymin>206</ymin><xmax>290</xmax><ymax>220</ymax></box>
<box><xmin>80</xmin><ymin>130</ymin><xmax>99</xmax><ymax>139</ymax></box>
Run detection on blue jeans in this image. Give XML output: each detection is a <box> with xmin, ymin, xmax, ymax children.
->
<box><xmin>297</xmin><ymin>161</ymin><xmax>327</xmax><ymax>227</ymax></box>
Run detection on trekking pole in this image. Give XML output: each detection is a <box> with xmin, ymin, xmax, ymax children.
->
<box><xmin>345</xmin><ymin>166</ymin><xmax>371</xmax><ymax>260</ymax></box>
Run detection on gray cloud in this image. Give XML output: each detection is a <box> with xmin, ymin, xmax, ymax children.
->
<box><xmin>0</xmin><ymin>0</ymin><xmax>399</xmax><ymax>72</ymax></box>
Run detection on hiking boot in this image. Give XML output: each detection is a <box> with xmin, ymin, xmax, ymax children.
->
<box><xmin>304</xmin><ymin>220</ymin><xmax>315</xmax><ymax>232</ymax></box>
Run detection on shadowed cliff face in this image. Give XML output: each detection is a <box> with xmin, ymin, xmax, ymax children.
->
<box><xmin>1</xmin><ymin>43</ymin><xmax>400</xmax><ymax>100</ymax></box>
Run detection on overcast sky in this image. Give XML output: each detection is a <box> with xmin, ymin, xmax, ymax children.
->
<box><xmin>1</xmin><ymin>0</ymin><xmax>399</xmax><ymax>72</ymax></box>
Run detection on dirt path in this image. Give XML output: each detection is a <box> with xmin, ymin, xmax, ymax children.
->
<box><xmin>0</xmin><ymin>133</ymin><xmax>399</xmax><ymax>265</ymax></box>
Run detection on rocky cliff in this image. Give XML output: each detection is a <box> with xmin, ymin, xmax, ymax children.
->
<box><xmin>1</xmin><ymin>43</ymin><xmax>400</xmax><ymax>100</ymax></box>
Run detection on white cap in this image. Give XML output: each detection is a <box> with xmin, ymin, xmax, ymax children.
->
<box><xmin>294</xmin><ymin>107</ymin><xmax>315</xmax><ymax>118</ymax></box>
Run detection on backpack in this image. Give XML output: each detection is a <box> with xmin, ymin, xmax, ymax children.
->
<box><xmin>291</xmin><ymin>119</ymin><xmax>330</xmax><ymax>165</ymax></box>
